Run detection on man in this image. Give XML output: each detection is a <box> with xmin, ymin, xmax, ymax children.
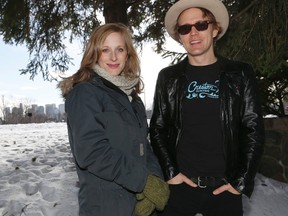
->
<box><xmin>149</xmin><ymin>0</ymin><xmax>265</xmax><ymax>215</ymax></box>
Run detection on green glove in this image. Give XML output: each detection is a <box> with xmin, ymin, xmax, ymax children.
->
<box><xmin>143</xmin><ymin>175</ymin><xmax>170</xmax><ymax>211</ymax></box>
<box><xmin>135</xmin><ymin>197</ymin><xmax>155</xmax><ymax>216</ymax></box>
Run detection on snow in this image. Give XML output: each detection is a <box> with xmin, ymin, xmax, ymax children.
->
<box><xmin>0</xmin><ymin>123</ymin><xmax>287</xmax><ymax>216</ymax></box>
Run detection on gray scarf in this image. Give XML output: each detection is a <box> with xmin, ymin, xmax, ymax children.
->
<box><xmin>92</xmin><ymin>64</ymin><xmax>139</xmax><ymax>101</ymax></box>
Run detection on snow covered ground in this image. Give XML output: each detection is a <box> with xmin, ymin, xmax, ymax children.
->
<box><xmin>0</xmin><ymin>123</ymin><xmax>287</xmax><ymax>216</ymax></box>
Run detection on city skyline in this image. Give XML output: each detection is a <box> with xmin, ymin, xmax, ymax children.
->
<box><xmin>1</xmin><ymin>102</ymin><xmax>65</xmax><ymax>124</ymax></box>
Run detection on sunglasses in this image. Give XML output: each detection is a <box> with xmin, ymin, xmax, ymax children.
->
<box><xmin>177</xmin><ymin>20</ymin><xmax>213</xmax><ymax>35</ymax></box>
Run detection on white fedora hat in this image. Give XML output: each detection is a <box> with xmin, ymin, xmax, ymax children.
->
<box><xmin>165</xmin><ymin>0</ymin><xmax>229</xmax><ymax>41</ymax></box>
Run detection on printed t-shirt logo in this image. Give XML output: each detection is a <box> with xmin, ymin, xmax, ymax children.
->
<box><xmin>186</xmin><ymin>80</ymin><xmax>219</xmax><ymax>99</ymax></box>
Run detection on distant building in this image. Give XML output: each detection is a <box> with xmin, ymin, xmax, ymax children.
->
<box><xmin>59</xmin><ymin>104</ymin><xmax>65</xmax><ymax>114</ymax></box>
<box><xmin>12</xmin><ymin>106</ymin><xmax>22</xmax><ymax>117</ymax></box>
<box><xmin>31</xmin><ymin>104</ymin><xmax>38</xmax><ymax>113</ymax></box>
<box><xmin>45</xmin><ymin>104</ymin><xmax>58</xmax><ymax>120</ymax></box>
<box><xmin>3</xmin><ymin>107</ymin><xmax>11</xmax><ymax>122</ymax></box>
<box><xmin>4</xmin><ymin>107</ymin><xmax>11</xmax><ymax>116</ymax></box>
<box><xmin>58</xmin><ymin>104</ymin><xmax>66</xmax><ymax>121</ymax></box>
<box><xmin>37</xmin><ymin>106</ymin><xmax>45</xmax><ymax>116</ymax></box>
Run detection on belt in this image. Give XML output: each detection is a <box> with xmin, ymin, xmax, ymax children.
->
<box><xmin>191</xmin><ymin>176</ymin><xmax>228</xmax><ymax>188</ymax></box>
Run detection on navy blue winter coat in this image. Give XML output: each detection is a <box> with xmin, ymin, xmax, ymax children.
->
<box><xmin>65</xmin><ymin>75</ymin><xmax>162</xmax><ymax>216</ymax></box>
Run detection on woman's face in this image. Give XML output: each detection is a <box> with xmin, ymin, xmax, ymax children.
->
<box><xmin>98</xmin><ymin>32</ymin><xmax>128</xmax><ymax>76</ymax></box>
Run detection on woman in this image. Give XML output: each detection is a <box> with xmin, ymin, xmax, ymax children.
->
<box><xmin>58</xmin><ymin>23</ymin><xmax>169</xmax><ymax>216</ymax></box>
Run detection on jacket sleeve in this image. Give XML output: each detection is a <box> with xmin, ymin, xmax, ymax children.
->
<box><xmin>149</xmin><ymin>70</ymin><xmax>180</xmax><ymax>181</ymax></box>
<box><xmin>65</xmin><ymin>83</ymin><xmax>148</xmax><ymax>192</ymax></box>
<box><xmin>231</xmin><ymin>65</ymin><xmax>265</xmax><ymax>196</ymax></box>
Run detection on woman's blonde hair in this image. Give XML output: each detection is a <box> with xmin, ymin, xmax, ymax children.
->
<box><xmin>58</xmin><ymin>23</ymin><xmax>142</xmax><ymax>97</ymax></box>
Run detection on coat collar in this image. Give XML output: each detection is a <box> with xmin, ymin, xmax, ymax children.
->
<box><xmin>90</xmin><ymin>75</ymin><xmax>138</xmax><ymax>119</ymax></box>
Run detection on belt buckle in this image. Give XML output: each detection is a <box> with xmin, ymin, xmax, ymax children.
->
<box><xmin>197</xmin><ymin>176</ymin><xmax>207</xmax><ymax>188</ymax></box>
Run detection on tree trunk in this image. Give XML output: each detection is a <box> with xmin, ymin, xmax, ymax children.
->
<box><xmin>103</xmin><ymin>0</ymin><xmax>128</xmax><ymax>25</ymax></box>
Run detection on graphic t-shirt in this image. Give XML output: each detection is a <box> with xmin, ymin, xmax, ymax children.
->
<box><xmin>177</xmin><ymin>61</ymin><xmax>225</xmax><ymax>177</ymax></box>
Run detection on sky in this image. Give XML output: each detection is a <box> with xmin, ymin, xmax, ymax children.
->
<box><xmin>0</xmin><ymin>122</ymin><xmax>288</xmax><ymax>215</ymax></box>
<box><xmin>0</xmin><ymin>37</ymin><xmax>183</xmax><ymax>109</ymax></box>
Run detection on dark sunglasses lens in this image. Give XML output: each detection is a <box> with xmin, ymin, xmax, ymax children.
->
<box><xmin>195</xmin><ymin>21</ymin><xmax>209</xmax><ymax>31</ymax></box>
<box><xmin>178</xmin><ymin>25</ymin><xmax>192</xmax><ymax>35</ymax></box>
<box><xmin>178</xmin><ymin>21</ymin><xmax>210</xmax><ymax>35</ymax></box>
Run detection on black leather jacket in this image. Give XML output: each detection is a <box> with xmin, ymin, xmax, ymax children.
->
<box><xmin>149</xmin><ymin>56</ymin><xmax>265</xmax><ymax>197</ymax></box>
